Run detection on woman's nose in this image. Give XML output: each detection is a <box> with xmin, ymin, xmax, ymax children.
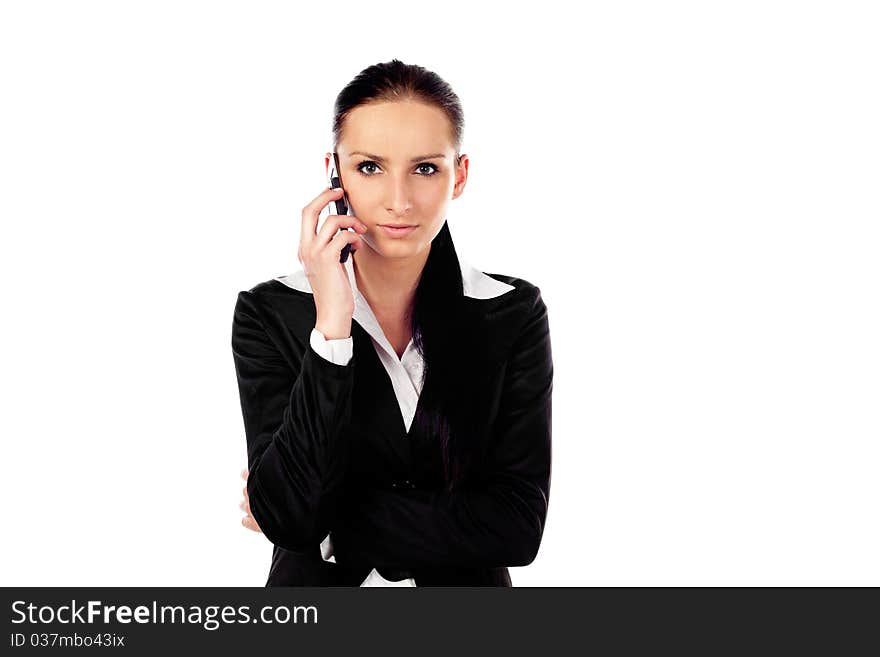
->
<box><xmin>386</xmin><ymin>179</ymin><xmax>413</xmax><ymax>215</ymax></box>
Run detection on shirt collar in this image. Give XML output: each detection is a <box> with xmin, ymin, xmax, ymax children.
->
<box><xmin>274</xmin><ymin>253</ymin><xmax>515</xmax><ymax>300</ymax></box>
<box><xmin>276</xmin><ymin>253</ymin><xmax>514</xmax><ymax>366</ymax></box>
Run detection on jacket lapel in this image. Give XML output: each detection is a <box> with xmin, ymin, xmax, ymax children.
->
<box><xmin>350</xmin><ymin>320</ymin><xmax>413</xmax><ymax>472</ymax></box>
<box><xmin>346</xmin><ymin>280</ymin><xmax>530</xmax><ymax>483</ymax></box>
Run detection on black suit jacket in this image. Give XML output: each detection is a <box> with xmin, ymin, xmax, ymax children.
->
<box><xmin>231</xmin><ymin>269</ymin><xmax>552</xmax><ymax>586</ymax></box>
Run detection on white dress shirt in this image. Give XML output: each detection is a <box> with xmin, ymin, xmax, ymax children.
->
<box><xmin>275</xmin><ymin>253</ymin><xmax>514</xmax><ymax>586</ymax></box>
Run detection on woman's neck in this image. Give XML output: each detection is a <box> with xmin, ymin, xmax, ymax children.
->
<box><xmin>352</xmin><ymin>243</ymin><xmax>430</xmax><ymax>322</ymax></box>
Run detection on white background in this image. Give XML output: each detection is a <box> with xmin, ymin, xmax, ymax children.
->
<box><xmin>1</xmin><ymin>1</ymin><xmax>878</xmax><ymax>586</ymax></box>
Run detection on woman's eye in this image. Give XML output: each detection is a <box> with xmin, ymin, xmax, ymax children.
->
<box><xmin>355</xmin><ymin>161</ymin><xmax>439</xmax><ymax>176</ymax></box>
<box><xmin>357</xmin><ymin>161</ymin><xmax>380</xmax><ymax>175</ymax></box>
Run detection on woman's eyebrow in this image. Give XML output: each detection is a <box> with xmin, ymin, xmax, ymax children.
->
<box><xmin>349</xmin><ymin>151</ymin><xmax>447</xmax><ymax>163</ymax></box>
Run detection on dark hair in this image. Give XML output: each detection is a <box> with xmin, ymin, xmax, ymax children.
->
<box><xmin>331</xmin><ymin>59</ymin><xmax>478</xmax><ymax>492</ymax></box>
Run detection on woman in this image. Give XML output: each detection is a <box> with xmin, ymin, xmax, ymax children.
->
<box><xmin>231</xmin><ymin>59</ymin><xmax>553</xmax><ymax>586</ymax></box>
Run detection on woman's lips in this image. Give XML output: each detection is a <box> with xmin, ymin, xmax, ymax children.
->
<box><xmin>378</xmin><ymin>224</ymin><xmax>417</xmax><ymax>238</ymax></box>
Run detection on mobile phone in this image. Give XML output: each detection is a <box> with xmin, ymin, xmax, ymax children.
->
<box><xmin>328</xmin><ymin>152</ymin><xmax>354</xmax><ymax>263</ymax></box>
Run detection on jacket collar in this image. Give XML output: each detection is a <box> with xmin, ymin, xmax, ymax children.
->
<box><xmin>274</xmin><ymin>253</ymin><xmax>515</xmax><ymax>300</ymax></box>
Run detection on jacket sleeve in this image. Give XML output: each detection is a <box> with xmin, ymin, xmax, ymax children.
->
<box><xmin>308</xmin><ymin>326</ymin><xmax>352</xmax><ymax>561</ymax></box>
<box><xmin>332</xmin><ymin>288</ymin><xmax>553</xmax><ymax>569</ymax></box>
<box><xmin>231</xmin><ymin>290</ymin><xmax>355</xmax><ymax>552</ymax></box>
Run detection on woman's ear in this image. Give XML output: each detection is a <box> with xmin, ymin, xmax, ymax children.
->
<box><xmin>325</xmin><ymin>152</ymin><xmax>333</xmax><ymax>177</ymax></box>
<box><xmin>452</xmin><ymin>153</ymin><xmax>469</xmax><ymax>199</ymax></box>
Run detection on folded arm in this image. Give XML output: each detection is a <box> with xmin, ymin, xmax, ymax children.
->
<box><xmin>332</xmin><ymin>288</ymin><xmax>553</xmax><ymax>569</ymax></box>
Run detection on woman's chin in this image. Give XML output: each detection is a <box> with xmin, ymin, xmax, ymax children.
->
<box><xmin>371</xmin><ymin>239</ymin><xmax>427</xmax><ymax>259</ymax></box>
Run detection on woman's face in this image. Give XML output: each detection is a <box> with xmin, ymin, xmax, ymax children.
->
<box><xmin>326</xmin><ymin>99</ymin><xmax>468</xmax><ymax>260</ymax></box>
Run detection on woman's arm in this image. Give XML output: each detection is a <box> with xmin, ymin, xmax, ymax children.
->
<box><xmin>332</xmin><ymin>288</ymin><xmax>553</xmax><ymax>569</ymax></box>
<box><xmin>231</xmin><ymin>289</ymin><xmax>354</xmax><ymax>552</ymax></box>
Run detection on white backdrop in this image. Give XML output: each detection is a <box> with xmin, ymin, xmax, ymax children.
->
<box><xmin>1</xmin><ymin>1</ymin><xmax>878</xmax><ymax>587</ymax></box>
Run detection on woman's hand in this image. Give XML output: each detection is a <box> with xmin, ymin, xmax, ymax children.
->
<box><xmin>299</xmin><ymin>187</ymin><xmax>368</xmax><ymax>340</ymax></box>
<box><xmin>239</xmin><ymin>469</ymin><xmax>262</xmax><ymax>533</ymax></box>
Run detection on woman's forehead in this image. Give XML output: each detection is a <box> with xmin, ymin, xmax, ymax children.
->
<box><xmin>340</xmin><ymin>101</ymin><xmax>455</xmax><ymax>152</ymax></box>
